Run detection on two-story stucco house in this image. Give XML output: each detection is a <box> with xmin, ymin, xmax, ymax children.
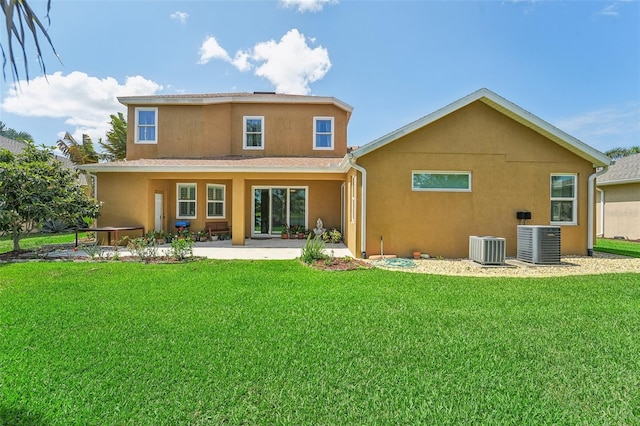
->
<box><xmin>82</xmin><ymin>88</ymin><xmax>610</xmax><ymax>259</ymax></box>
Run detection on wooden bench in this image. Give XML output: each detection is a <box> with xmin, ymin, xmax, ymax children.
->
<box><xmin>205</xmin><ymin>221</ymin><xmax>231</xmax><ymax>238</ymax></box>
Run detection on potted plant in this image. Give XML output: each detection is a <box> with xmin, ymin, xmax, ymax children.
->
<box><xmin>329</xmin><ymin>228</ymin><xmax>342</xmax><ymax>243</ymax></box>
<box><xmin>297</xmin><ymin>227</ymin><xmax>305</xmax><ymax>239</ymax></box>
<box><xmin>198</xmin><ymin>229</ymin><xmax>209</xmax><ymax>242</ymax></box>
<box><xmin>281</xmin><ymin>224</ymin><xmax>289</xmax><ymax>239</ymax></box>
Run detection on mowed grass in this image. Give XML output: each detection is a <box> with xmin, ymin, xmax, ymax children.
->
<box><xmin>0</xmin><ymin>261</ymin><xmax>639</xmax><ymax>425</ymax></box>
<box><xmin>0</xmin><ymin>232</ymin><xmax>82</xmax><ymax>253</ymax></box>
<box><xmin>595</xmin><ymin>237</ymin><xmax>640</xmax><ymax>258</ymax></box>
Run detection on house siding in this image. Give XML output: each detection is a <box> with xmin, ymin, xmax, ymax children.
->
<box><xmin>356</xmin><ymin>101</ymin><xmax>595</xmax><ymax>258</ymax></box>
<box><xmin>597</xmin><ymin>183</ymin><xmax>640</xmax><ymax>240</ymax></box>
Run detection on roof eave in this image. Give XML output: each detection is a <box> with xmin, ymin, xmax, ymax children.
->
<box><xmin>596</xmin><ymin>178</ymin><xmax>640</xmax><ymax>186</ymax></box>
<box><xmin>79</xmin><ymin>164</ymin><xmax>345</xmax><ymax>174</ymax></box>
<box><xmin>117</xmin><ymin>94</ymin><xmax>354</xmax><ymax>115</ymax></box>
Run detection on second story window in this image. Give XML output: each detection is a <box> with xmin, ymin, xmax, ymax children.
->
<box><xmin>314</xmin><ymin>117</ymin><xmax>334</xmax><ymax>150</ymax></box>
<box><xmin>244</xmin><ymin>116</ymin><xmax>264</xmax><ymax>150</ymax></box>
<box><xmin>135</xmin><ymin>107</ymin><xmax>158</xmax><ymax>144</ymax></box>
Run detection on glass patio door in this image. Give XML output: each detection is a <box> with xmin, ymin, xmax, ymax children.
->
<box><xmin>253</xmin><ymin>187</ymin><xmax>307</xmax><ymax>236</ymax></box>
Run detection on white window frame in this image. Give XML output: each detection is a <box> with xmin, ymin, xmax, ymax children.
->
<box><xmin>313</xmin><ymin>117</ymin><xmax>334</xmax><ymax>150</ymax></box>
<box><xmin>206</xmin><ymin>184</ymin><xmax>226</xmax><ymax>219</ymax></box>
<box><xmin>412</xmin><ymin>171</ymin><xmax>472</xmax><ymax>192</ymax></box>
<box><xmin>350</xmin><ymin>174</ymin><xmax>357</xmax><ymax>223</ymax></box>
<box><xmin>176</xmin><ymin>183</ymin><xmax>197</xmax><ymax>219</ymax></box>
<box><xmin>134</xmin><ymin>107</ymin><xmax>158</xmax><ymax>144</ymax></box>
<box><xmin>243</xmin><ymin>116</ymin><xmax>264</xmax><ymax>150</ymax></box>
<box><xmin>550</xmin><ymin>173</ymin><xmax>577</xmax><ymax>225</ymax></box>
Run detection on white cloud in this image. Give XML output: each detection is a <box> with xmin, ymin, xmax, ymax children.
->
<box><xmin>198</xmin><ymin>36</ymin><xmax>231</xmax><ymax>64</ymax></box>
<box><xmin>197</xmin><ymin>29</ymin><xmax>331</xmax><ymax>95</ymax></box>
<box><xmin>280</xmin><ymin>0</ymin><xmax>338</xmax><ymax>13</ymax></box>
<box><xmin>250</xmin><ymin>29</ymin><xmax>331</xmax><ymax>94</ymax></box>
<box><xmin>170</xmin><ymin>11</ymin><xmax>189</xmax><ymax>24</ymax></box>
<box><xmin>1</xmin><ymin>71</ymin><xmax>162</xmax><ymax>143</ymax></box>
<box><xmin>554</xmin><ymin>102</ymin><xmax>640</xmax><ymax>151</ymax></box>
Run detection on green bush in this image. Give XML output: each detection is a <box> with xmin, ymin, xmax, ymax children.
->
<box><xmin>169</xmin><ymin>237</ymin><xmax>194</xmax><ymax>261</ymax></box>
<box><xmin>127</xmin><ymin>237</ymin><xmax>160</xmax><ymax>262</ymax></box>
<box><xmin>300</xmin><ymin>234</ymin><xmax>328</xmax><ymax>264</ymax></box>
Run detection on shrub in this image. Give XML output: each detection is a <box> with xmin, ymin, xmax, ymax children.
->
<box><xmin>127</xmin><ymin>237</ymin><xmax>159</xmax><ymax>262</ymax></box>
<box><xmin>169</xmin><ymin>237</ymin><xmax>194</xmax><ymax>261</ymax></box>
<box><xmin>300</xmin><ymin>234</ymin><xmax>328</xmax><ymax>264</ymax></box>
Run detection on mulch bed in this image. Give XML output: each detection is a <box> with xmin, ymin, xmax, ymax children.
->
<box><xmin>307</xmin><ymin>257</ymin><xmax>373</xmax><ymax>271</ymax></box>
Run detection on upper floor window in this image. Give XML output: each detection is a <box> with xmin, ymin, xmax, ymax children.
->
<box><xmin>207</xmin><ymin>184</ymin><xmax>225</xmax><ymax>218</ymax></box>
<box><xmin>243</xmin><ymin>116</ymin><xmax>264</xmax><ymax>150</ymax></box>
<box><xmin>412</xmin><ymin>171</ymin><xmax>472</xmax><ymax>192</ymax></box>
<box><xmin>177</xmin><ymin>183</ymin><xmax>196</xmax><ymax>219</ymax></box>
<box><xmin>550</xmin><ymin>174</ymin><xmax>577</xmax><ymax>225</ymax></box>
<box><xmin>135</xmin><ymin>107</ymin><xmax>157</xmax><ymax>144</ymax></box>
<box><xmin>314</xmin><ymin>117</ymin><xmax>334</xmax><ymax>150</ymax></box>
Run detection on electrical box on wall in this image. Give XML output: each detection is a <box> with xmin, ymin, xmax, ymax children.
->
<box><xmin>516</xmin><ymin>211</ymin><xmax>532</xmax><ymax>220</ymax></box>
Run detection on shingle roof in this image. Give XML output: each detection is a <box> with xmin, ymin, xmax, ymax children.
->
<box><xmin>80</xmin><ymin>156</ymin><xmax>346</xmax><ymax>173</ymax></box>
<box><xmin>0</xmin><ymin>135</ymin><xmax>27</xmax><ymax>154</ymax></box>
<box><xmin>597</xmin><ymin>153</ymin><xmax>640</xmax><ymax>185</ymax></box>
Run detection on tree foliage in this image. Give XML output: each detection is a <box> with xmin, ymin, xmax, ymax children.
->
<box><xmin>605</xmin><ymin>146</ymin><xmax>640</xmax><ymax>160</ymax></box>
<box><xmin>0</xmin><ymin>121</ymin><xmax>33</xmax><ymax>143</ymax></box>
<box><xmin>56</xmin><ymin>132</ymin><xmax>100</xmax><ymax>165</ymax></box>
<box><xmin>0</xmin><ymin>142</ymin><xmax>100</xmax><ymax>251</ymax></box>
<box><xmin>99</xmin><ymin>112</ymin><xmax>127</xmax><ymax>161</ymax></box>
<box><xmin>0</xmin><ymin>0</ymin><xmax>59</xmax><ymax>83</ymax></box>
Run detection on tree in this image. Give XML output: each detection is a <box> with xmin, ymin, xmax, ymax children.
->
<box><xmin>0</xmin><ymin>121</ymin><xmax>33</xmax><ymax>143</ymax></box>
<box><xmin>0</xmin><ymin>0</ymin><xmax>59</xmax><ymax>83</ymax></box>
<box><xmin>605</xmin><ymin>146</ymin><xmax>640</xmax><ymax>160</ymax></box>
<box><xmin>0</xmin><ymin>142</ymin><xmax>100</xmax><ymax>251</ymax></box>
<box><xmin>99</xmin><ymin>112</ymin><xmax>127</xmax><ymax>161</ymax></box>
<box><xmin>56</xmin><ymin>132</ymin><xmax>100</xmax><ymax>165</ymax></box>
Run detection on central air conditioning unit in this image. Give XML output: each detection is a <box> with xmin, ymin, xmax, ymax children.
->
<box><xmin>469</xmin><ymin>236</ymin><xmax>506</xmax><ymax>265</ymax></box>
<box><xmin>517</xmin><ymin>225</ymin><xmax>561</xmax><ymax>264</ymax></box>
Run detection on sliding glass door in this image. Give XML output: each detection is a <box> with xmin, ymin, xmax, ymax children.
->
<box><xmin>253</xmin><ymin>187</ymin><xmax>307</xmax><ymax>236</ymax></box>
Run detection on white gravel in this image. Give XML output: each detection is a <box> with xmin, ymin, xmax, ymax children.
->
<box><xmin>373</xmin><ymin>251</ymin><xmax>640</xmax><ymax>277</ymax></box>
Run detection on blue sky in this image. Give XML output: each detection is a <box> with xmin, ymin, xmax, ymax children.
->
<box><xmin>0</xmin><ymin>0</ymin><xmax>638</xmax><ymax>153</ymax></box>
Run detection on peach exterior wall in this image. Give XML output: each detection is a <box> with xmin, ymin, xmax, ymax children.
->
<box><xmin>597</xmin><ymin>183</ymin><xmax>640</xmax><ymax>240</ymax></box>
<box><xmin>125</xmin><ymin>103</ymin><xmax>349</xmax><ymax>160</ymax></box>
<box><xmin>95</xmin><ymin>171</ymin><xmax>344</xmax><ymax>240</ymax></box>
<box><xmin>356</xmin><ymin>101</ymin><xmax>596</xmax><ymax>258</ymax></box>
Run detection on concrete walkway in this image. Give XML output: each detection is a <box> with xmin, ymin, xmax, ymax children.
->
<box><xmin>69</xmin><ymin>238</ymin><xmax>353</xmax><ymax>260</ymax></box>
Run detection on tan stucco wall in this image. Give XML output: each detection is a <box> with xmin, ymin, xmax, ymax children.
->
<box><xmin>597</xmin><ymin>183</ymin><xmax>640</xmax><ymax>240</ymax></box>
<box><xmin>126</xmin><ymin>103</ymin><xmax>349</xmax><ymax>160</ymax></box>
<box><xmin>95</xmin><ymin>171</ymin><xmax>344</xmax><ymax>242</ymax></box>
<box><xmin>355</xmin><ymin>101</ymin><xmax>596</xmax><ymax>258</ymax></box>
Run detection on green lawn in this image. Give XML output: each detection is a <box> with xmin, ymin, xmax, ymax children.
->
<box><xmin>1</xmin><ymin>261</ymin><xmax>638</xmax><ymax>424</ymax></box>
<box><xmin>595</xmin><ymin>237</ymin><xmax>640</xmax><ymax>258</ymax></box>
<box><xmin>0</xmin><ymin>232</ymin><xmax>81</xmax><ymax>253</ymax></box>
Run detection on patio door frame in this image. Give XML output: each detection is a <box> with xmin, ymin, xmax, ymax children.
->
<box><xmin>251</xmin><ymin>185</ymin><xmax>309</xmax><ymax>237</ymax></box>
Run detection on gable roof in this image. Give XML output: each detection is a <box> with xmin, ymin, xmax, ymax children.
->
<box><xmin>118</xmin><ymin>92</ymin><xmax>354</xmax><ymax>118</ymax></box>
<box><xmin>597</xmin><ymin>153</ymin><xmax>640</xmax><ymax>185</ymax></box>
<box><xmin>351</xmin><ymin>88</ymin><xmax>610</xmax><ymax>167</ymax></box>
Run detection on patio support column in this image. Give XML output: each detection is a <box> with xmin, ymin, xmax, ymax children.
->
<box><xmin>231</xmin><ymin>177</ymin><xmax>246</xmax><ymax>246</ymax></box>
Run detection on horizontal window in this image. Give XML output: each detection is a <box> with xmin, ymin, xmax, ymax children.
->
<box><xmin>412</xmin><ymin>171</ymin><xmax>471</xmax><ymax>192</ymax></box>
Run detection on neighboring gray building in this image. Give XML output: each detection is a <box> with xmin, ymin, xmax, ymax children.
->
<box><xmin>596</xmin><ymin>153</ymin><xmax>640</xmax><ymax>240</ymax></box>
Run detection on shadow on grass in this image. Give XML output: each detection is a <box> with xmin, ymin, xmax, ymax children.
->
<box><xmin>594</xmin><ymin>247</ymin><xmax>640</xmax><ymax>258</ymax></box>
<box><xmin>0</xmin><ymin>407</ymin><xmax>48</xmax><ymax>426</ymax></box>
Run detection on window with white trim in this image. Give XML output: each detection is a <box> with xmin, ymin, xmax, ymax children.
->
<box><xmin>207</xmin><ymin>184</ymin><xmax>225</xmax><ymax>218</ymax></box>
<box><xmin>177</xmin><ymin>183</ymin><xmax>197</xmax><ymax>218</ymax></box>
<box><xmin>135</xmin><ymin>107</ymin><xmax>158</xmax><ymax>144</ymax></box>
<box><xmin>350</xmin><ymin>174</ymin><xmax>356</xmax><ymax>223</ymax></box>
<box><xmin>412</xmin><ymin>171</ymin><xmax>471</xmax><ymax>192</ymax></box>
<box><xmin>550</xmin><ymin>174</ymin><xmax>577</xmax><ymax>224</ymax></box>
<box><xmin>243</xmin><ymin>116</ymin><xmax>264</xmax><ymax>149</ymax></box>
<box><xmin>314</xmin><ymin>117</ymin><xmax>334</xmax><ymax>150</ymax></box>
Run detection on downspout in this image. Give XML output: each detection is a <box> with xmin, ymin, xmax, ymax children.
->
<box><xmin>348</xmin><ymin>155</ymin><xmax>367</xmax><ymax>259</ymax></box>
<box><xmin>596</xmin><ymin>187</ymin><xmax>604</xmax><ymax>237</ymax></box>
<box><xmin>587</xmin><ymin>167</ymin><xmax>608</xmax><ymax>256</ymax></box>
